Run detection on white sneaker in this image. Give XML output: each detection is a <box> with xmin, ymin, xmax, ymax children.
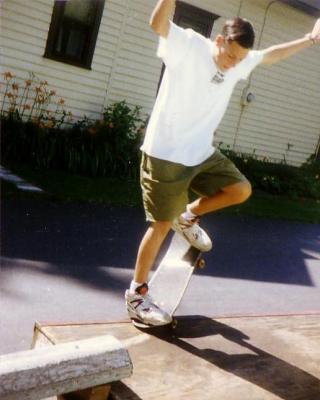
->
<box><xmin>172</xmin><ymin>215</ymin><xmax>212</xmax><ymax>252</ymax></box>
<box><xmin>125</xmin><ymin>284</ymin><xmax>172</xmax><ymax>327</ymax></box>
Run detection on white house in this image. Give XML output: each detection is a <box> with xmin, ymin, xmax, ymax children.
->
<box><xmin>1</xmin><ymin>0</ymin><xmax>320</xmax><ymax>165</ymax></box>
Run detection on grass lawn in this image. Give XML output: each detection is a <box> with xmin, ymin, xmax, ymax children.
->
<box><xmin>2</xmin><ymin>164</ymin><xmax>320</xmax><ymax>224</ymax></box>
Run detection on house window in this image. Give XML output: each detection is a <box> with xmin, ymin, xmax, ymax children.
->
<box><xmin>44</xmin><ymin>0</ymin><xmax>105</xmax><ymax>69</ymax></box>
<box><xmin>174</xmin><ymin>1</ymin><xmax>218</xmax><ymax>36</ymax></box>
<box><xmin>158</xmin><ymin>2</ymin><xmax>218</xmax><ymax>89</ymax></box>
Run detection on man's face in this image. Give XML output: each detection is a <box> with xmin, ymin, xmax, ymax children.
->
<box><xmin>214</xmin><ymin>35</ymin><xmax>249</xmax><ymax>72</ymax></box>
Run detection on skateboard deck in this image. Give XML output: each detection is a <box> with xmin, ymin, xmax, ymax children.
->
<box><xmin>134</xmin><ymin>232</ymin><xmax>205</xmax><ymax>329</ymax></box>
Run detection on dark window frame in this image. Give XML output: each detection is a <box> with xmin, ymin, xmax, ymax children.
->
<box><xmin>158</xmin><ymin>2</ymin><xmax>219</xmax><ymax>90</ymax></box>
<box><xmin>174</xmin><ymin>1</ymin><xmax>218</xmax><ymax>36</ymax></box>
<box><xmin>44</xmin><ymin>0</ymin><xmax>105</xmax><ymax>70</ymax></box>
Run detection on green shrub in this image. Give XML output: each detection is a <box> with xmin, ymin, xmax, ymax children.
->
<box><xmin>2</xmin><ymin>71</ymin><xmax>319</xmax><ymax>197</ymax></box>
<box><xmin>67</xmin><ymin>101</ymin><xmax>145</xmax><ymax>179</ymax></box>
<box><xmin>219</xmin><ymin>145</ymin><xmax>320</xmax><ymax>199</ymax></box>
<box><xmin>1</xmin><ymin>100</ymin><xmax>145</xmax><ymax>180</ymax></box>
<box><xmin>1</xmin><ymin>71</ymin><xmax>145</xmax><ymax>180</ymax></box>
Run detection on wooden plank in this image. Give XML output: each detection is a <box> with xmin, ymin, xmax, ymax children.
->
<box><xmin>34</xmin><ymin>315</ymin><xmax>320</xmax><ymax>400</ymax></box>
<box><xmin>0</xmin><ymin>335</ymin><xmax>132</xmax><ymax>400</ymax></box>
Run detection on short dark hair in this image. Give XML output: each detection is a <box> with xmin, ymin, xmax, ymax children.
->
<box><xmin>222</xmin><ymin>17</ymin><xmax>255</xmax><ymax>49</ymax></box>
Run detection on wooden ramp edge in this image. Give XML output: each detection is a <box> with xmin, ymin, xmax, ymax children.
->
<box><xmin>32</xmin><ymin>314</ymin><xmax>320</xmax><ymax>400</ymax></box>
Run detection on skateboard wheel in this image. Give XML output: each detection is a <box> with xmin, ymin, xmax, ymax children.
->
<box><xmin>196</xmin><ymin>259</ymin><xmax>205</xmax><ymax>269</ymax></box>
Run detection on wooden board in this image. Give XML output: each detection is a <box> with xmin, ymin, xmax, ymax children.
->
<box><xmin>33</xmin><ymin>314</ymin><xmax>320</xmax><ymax>400</ymax></box>
<box><xmin>1</xmin><ymin>334</ymin><xmax>132</xmax><ymax>400</ymax></box>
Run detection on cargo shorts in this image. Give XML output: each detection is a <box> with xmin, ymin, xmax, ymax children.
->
<box><xmin>140</xmin><ymin>150</ymin><xmax>248</xmax><ymax>222</ymax></box>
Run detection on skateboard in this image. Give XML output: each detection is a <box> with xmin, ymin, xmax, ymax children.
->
<box><xmin>133</xmin><ymin>232</ymin><xmax>205</xmax><ymax>329</ymax></box>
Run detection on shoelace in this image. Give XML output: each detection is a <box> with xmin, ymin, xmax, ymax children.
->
<box><xmin>180</xmin><ymin>216</ymin><xmax>200</xmax><ymax>230</ymax></box>
<box><xmin>190</xmin><ymin>216</ymin><xmax>200</xmax><ymax>225</ymax></box>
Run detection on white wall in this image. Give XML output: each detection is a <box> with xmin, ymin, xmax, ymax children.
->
<box><xmin>1</xmin><ymin>0</ymin><xmax>319</xmax><ymax>165</ymax></box>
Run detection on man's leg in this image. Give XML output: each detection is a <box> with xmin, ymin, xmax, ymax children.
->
<box><xmin>188</xmin><ymin>181</ymin><xmax>252</xmax><ymax>216</ymax></box>
<box><xmin>134</xmin><ymin>221</ymin><xmax>172</xmax><ymax>284</ymax></box>
<box><xmin>171</xmin><ymin>181</ymin><xmax>251</xmax><ymax>251</ymax></box>
<box><xmin>126</xmin><ymin>220</ymin><xmax>173</xmax><ymax>326</ymax></box>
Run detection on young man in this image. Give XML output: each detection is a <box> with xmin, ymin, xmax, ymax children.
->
<box><xmin>125</xmin><ymin>0</ymin><xmax>320</xmax><ymax>327</ymax></box>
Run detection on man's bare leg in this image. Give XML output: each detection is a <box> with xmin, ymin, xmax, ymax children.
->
<box><xmin>126</xmin><ymin>220</ymin><xmax>173</xmax><ymax>326</ymax></box>
<box><xmin>133</xmin><ymin>182</ymin><xmax>251</xmax><ymax>283</ymax></box>
<box><xmin>126</xmin><ymin>182</ymin><xmax>252</xmax><ymax>326</ymax></box>
<box><xmin>188</xmin><ymin>181</ymin><xmax>252</xmax><ymax>216</ymax></box>
<box><xmin>134</xmin><ymin>221</ymin><xmax>172</xmax><ymax>284</ymax></box>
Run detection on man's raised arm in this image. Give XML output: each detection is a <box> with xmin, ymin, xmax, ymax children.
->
<box><xmin>149</xmin><ymin>0</ymin><xmax>176</xmax><ymax>38</ymax></box>
<box><xmin>261</xmin><ymin>18</ymin><xmax>320</xmax><ymax>65</ymax></box>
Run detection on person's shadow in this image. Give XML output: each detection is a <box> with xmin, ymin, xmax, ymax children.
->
<box><xmin>139</xmin><ymin>316</ymin><xmax>320</xmax><ymax>399</ymax></box>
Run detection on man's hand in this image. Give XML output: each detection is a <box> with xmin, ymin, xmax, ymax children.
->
<box><xmin>310</xmin><ymin>18</ymin><xmax>320</xmax><ymax>44</ymax></box>
<box><xmin>150</xmin><ymin>0</ymin><xmax>176</xmax><ymax>38</ymax></box>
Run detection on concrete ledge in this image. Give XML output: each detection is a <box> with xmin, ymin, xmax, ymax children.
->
<box><xmin>0</xmin><ymin>335</ymin><xmax>133</xmax><ymax>400</ymax></box>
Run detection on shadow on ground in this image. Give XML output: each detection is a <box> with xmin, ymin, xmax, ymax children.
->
<box><xmin>1</xmin><ymin>199</ymin><xmax>319</xmax><ymax>292</ymax></box>
<box><xmin>138</xmin><ymin>315</ymin><xmax>320</xmax><ymax>400</ymax></box>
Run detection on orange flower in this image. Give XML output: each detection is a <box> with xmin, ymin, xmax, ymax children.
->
<box><xmin>58</xmin><ymin>98</ymin><xmax>65</xmax><ymax>105</ymax></box>
<box><xmin>12</xmin><ymin>83</ymin><xmax>19</xmax><ymax>91</ymax></box>
<box><xmin>34</xmin><ymin>86</ymin><xmax>42</xmax><ymax>94</ymax></box>
<box><xmin>4</xmin><ymin>71</ymin><xmax>14</xmax><ymax>80</ymax></box>
<box><xmin>40</xmin><ymin>80</ymin><xmax>48</xmax><ymax>86</ymax></box>
<box><xmin>37</xmin><ymin>94</ymin><xmax>45</xmax><ymax>104</ymax></box>
<box><xmin>25</xmin><ymin>79</ymin><xmax>32</xmax><ymax>87</ymax></box>
<box><xmin>23</xmin><ymin>104</ymin><xmax>31</xmax><ymax>110</ymax></box>
<box><xmin>46</xmin><ymin>120</ymin><xmax>55</xmax><ymax>128</ymax></box>
<box><xmin>49</xmin><ymin>90</ymin><xmax>56</xmax><ymax>96</ymax></box>
<box><xmin>88</xmin><ymin>127</ymin><xmax>97</xmax><ymax>135</ymax></box>
<box><xmin>6</xmin><ymin>92</ymin><xmax>13</xmax><ymax>98</ymax></box>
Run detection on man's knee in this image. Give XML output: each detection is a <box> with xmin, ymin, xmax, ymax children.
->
<box><xmin>223</xmin><ymin>181</ymin><xmax>252</xmax><ymax>204</ymax></box>
<box><xmin>151</xmin><ymin>220</ymin><xmax>172</xmax><ymax>236</ymax></box>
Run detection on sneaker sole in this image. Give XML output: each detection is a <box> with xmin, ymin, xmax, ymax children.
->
<box><xmin>127</xmin><ymin>309</ymin><xmax>172</xmax><ymax>328</ymax></box>
<box><xmin>131</xmin><ymin>318</ymin><xmax>172</xmax><ymax>329</ymax></box>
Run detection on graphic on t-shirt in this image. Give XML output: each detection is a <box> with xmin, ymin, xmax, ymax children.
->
<box><xmin>211</xmin><ymin>71</ymin><xmax>225</xmax><ymax>84</ymax></box>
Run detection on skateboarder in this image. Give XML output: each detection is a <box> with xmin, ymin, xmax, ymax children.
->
<box><xmin>126</xmin><ymin>0</ymin><xmax>320</xmax><ymax>326</ymax></box>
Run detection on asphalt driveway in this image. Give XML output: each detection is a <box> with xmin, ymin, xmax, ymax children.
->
<box><xmin>1</xmin><ymin>198</ymin><xmax>319</xmax><ymax>354</ymax></box>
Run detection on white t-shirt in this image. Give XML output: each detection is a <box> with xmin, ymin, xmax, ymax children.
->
<box><xmin>141</xmin><ymin>21</ymin><xmax>264</xmax><ymax>166</ymax></box>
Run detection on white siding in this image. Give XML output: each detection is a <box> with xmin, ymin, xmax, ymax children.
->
<box><xmin>1</xmin><ymin>0</ymin><xmax>119</xmax><ymax>119</ymax></box>
<box><xmin>104</xmin><ymin>0</ymin><xmax>320</xmax><ymax>165</ymax></box>
<box><xmin>231</xmin><ymin>0</ymin><xmax>320</xmax><ymax>165</ymax></box>
<box><xmin>1</xmin><ymin>0</ymin><xmax>319</xmax><ymax>165</ymax></box>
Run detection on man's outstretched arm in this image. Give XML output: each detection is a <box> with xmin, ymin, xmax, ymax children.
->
<box><xmin>261</xmin><ymin>18</ymin><xmax>320</xmax><ymax>65</ymax></box>
<box><xmin>149</xmin><ymin>0</ymin><xmax>176</xmax><ymax>37</ymax></box>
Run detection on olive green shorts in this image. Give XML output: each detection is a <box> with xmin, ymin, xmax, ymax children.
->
<box><xmin>140</xmin><ymin>150</ymin><xmax>248</xmax><ymax>222</ymax></box>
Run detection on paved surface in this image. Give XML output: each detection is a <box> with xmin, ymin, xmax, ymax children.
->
<box><xmin>0</xmin><ymin>165</ymin><xmax>43</xmax><ymax>192</ymax></box>
<box><xmin>1</xmin><ymin>198</ymin><xmax>320</xmax><ymax>355</ymax></box>
<box><xmin>34</xmin><ymin>316</ymin><xmax>320</xmax><ymax>399</ymax></box>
